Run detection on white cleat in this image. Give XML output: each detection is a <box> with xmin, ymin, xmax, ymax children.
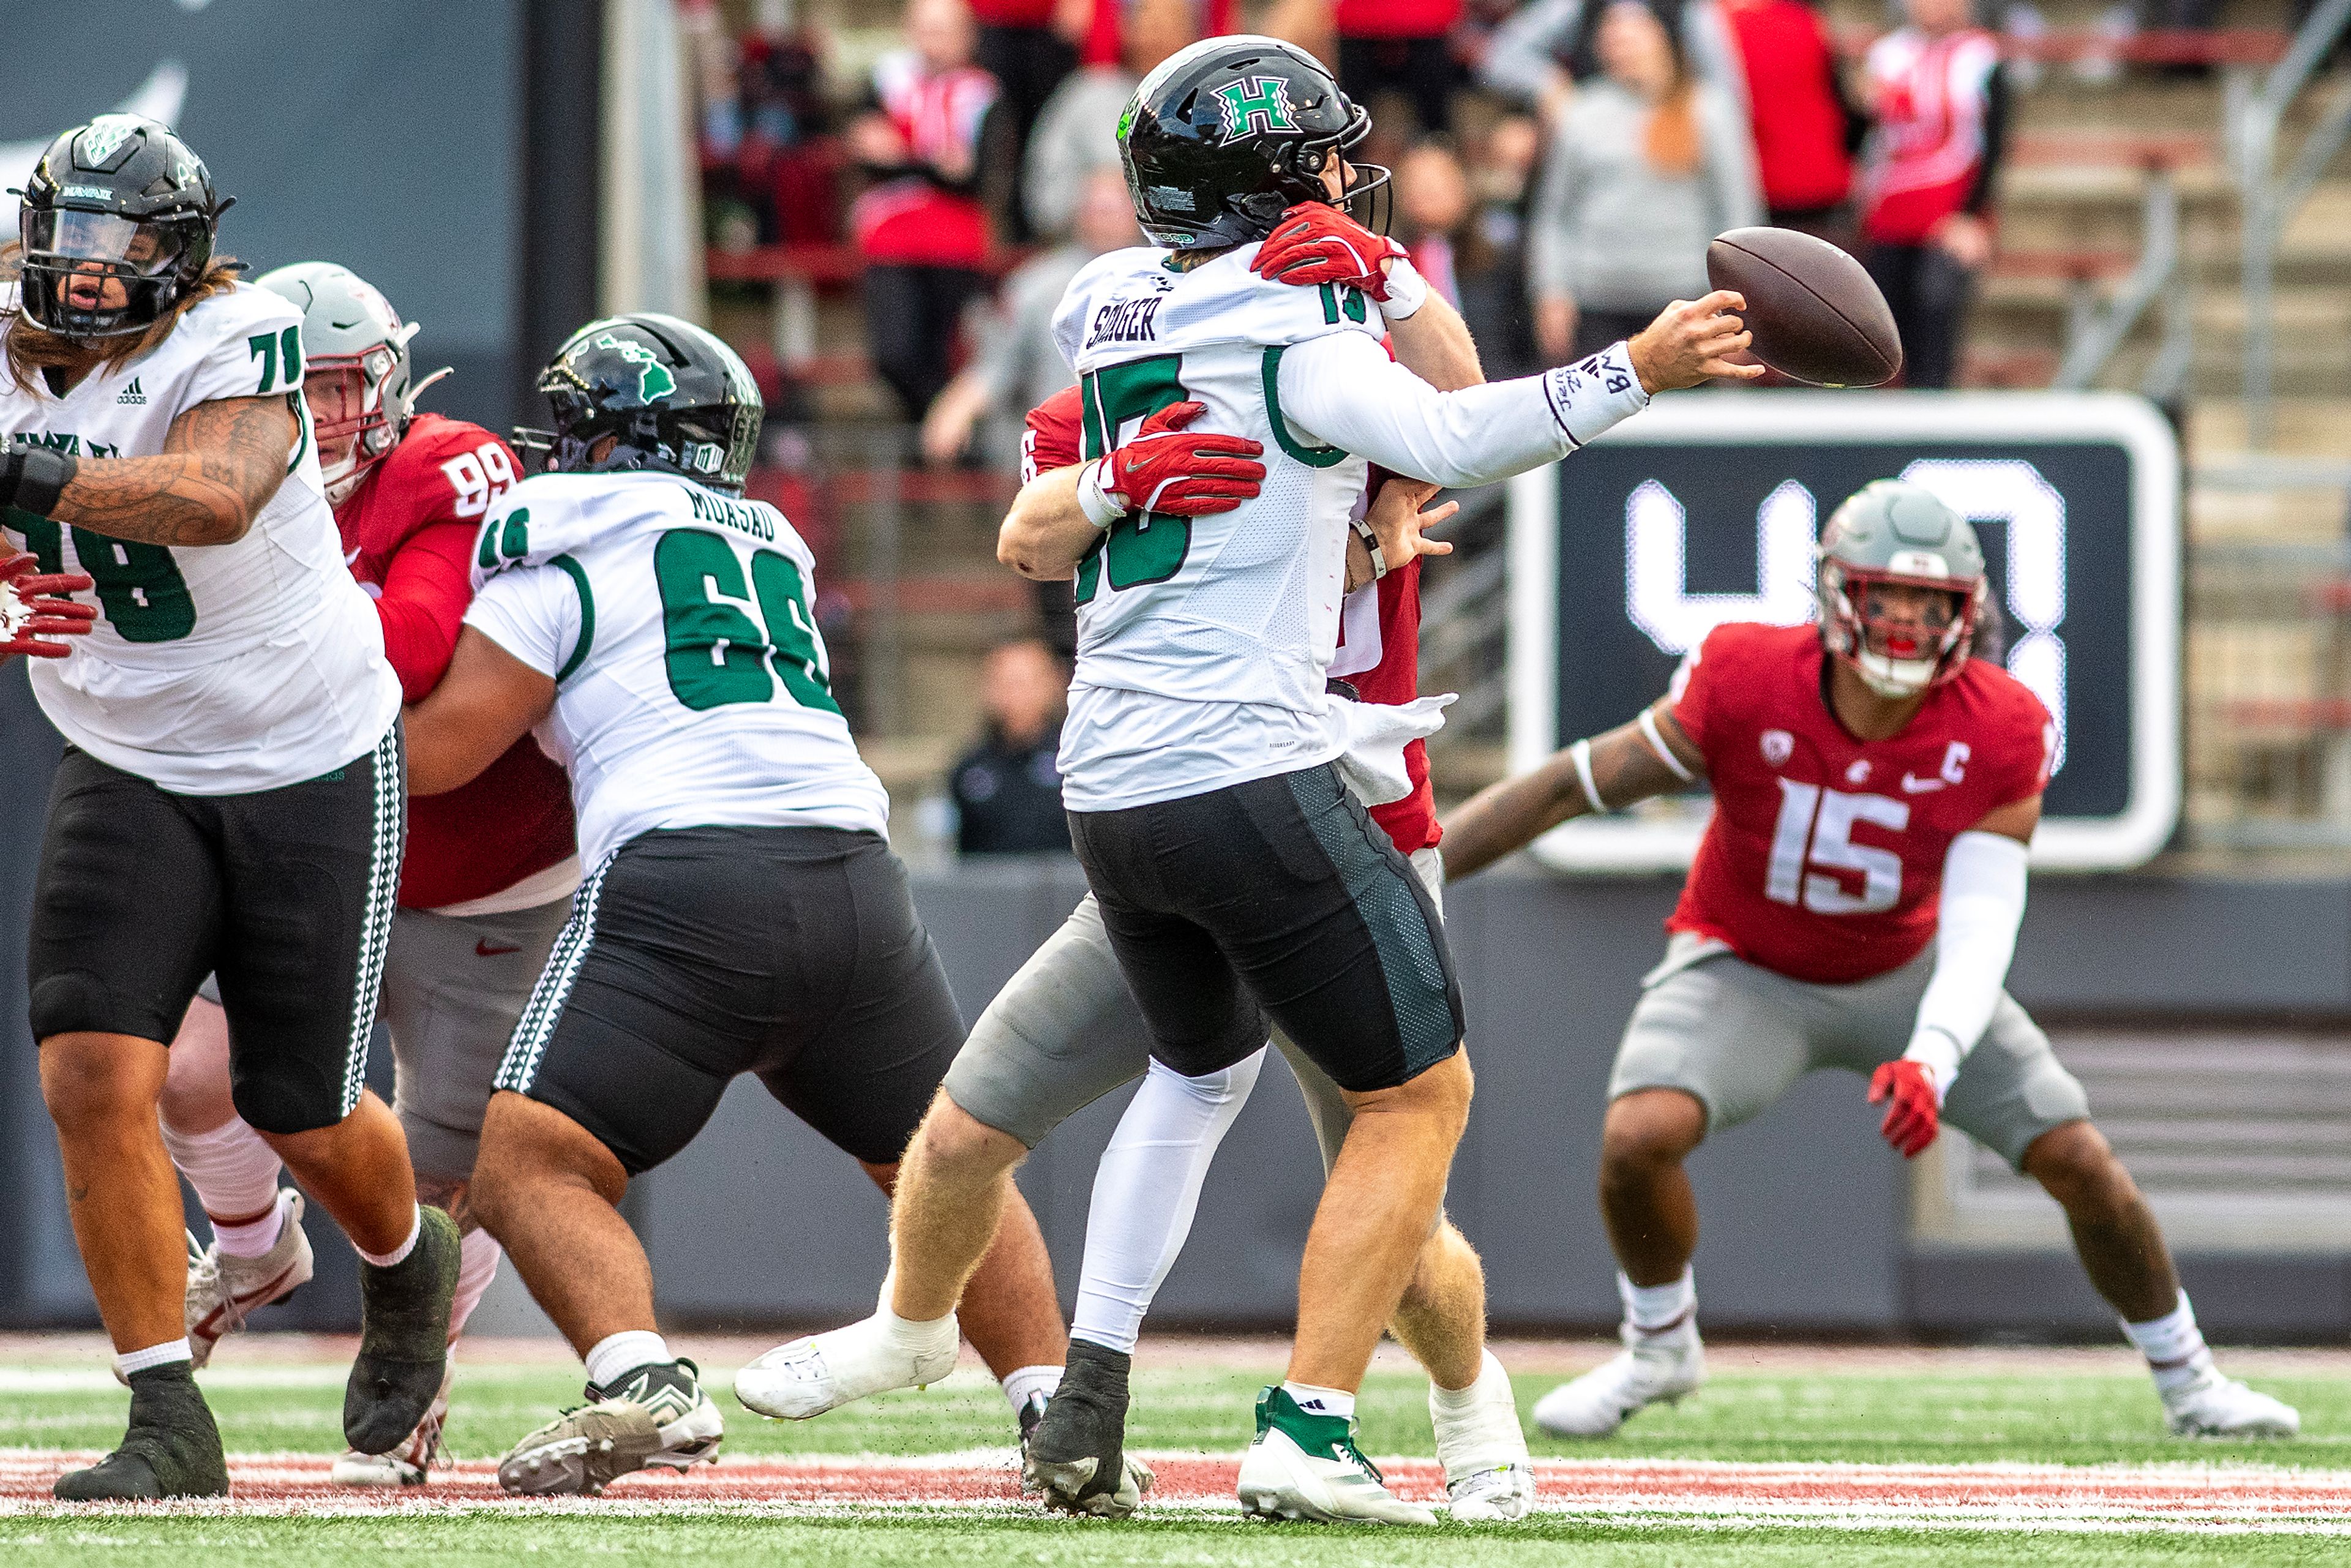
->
<box><xmin>1531</xmin><ymin>1325</ymin><xmax>1704</xmax><ymax>1439</ymax></box>
<box><xmin>733</xmin><ymin>1311</ymin><xmax>959</xmax><ymax>1420</ymax></box>
<box><xmin>186</xmin><ymin>1188</ymin><xmax>315</xmax><ymax>1369</ymax></box>
<box><xmin>2162</xmin><ymin>1367</ymin><xmax>2300</xmax><ymax>1438</ymax></box>
<box><xmin>498</xmin><ymin>1359</ymin><xmax>724</xmax><ymax>1495</ymax></box>
<box><xmin>1433</xmin><ymin>1352</ymin><xmax>1535</xmax><ymax>1522</ymax></box>
<box><xmin>1237</xmin><ymin>1386</ymin><xmax>1436</xmax><ymax>1526</ymax></box>
<box><xmin>333</xmin><ymin>1364</ymin><xmax>454</xmax><ymax>1487</ymax></box>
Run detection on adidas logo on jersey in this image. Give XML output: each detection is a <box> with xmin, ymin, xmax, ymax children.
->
<box><xmin>116</xmin><ymin>378</ymin><xmax>146</xmax><ymax>406</ymax></box>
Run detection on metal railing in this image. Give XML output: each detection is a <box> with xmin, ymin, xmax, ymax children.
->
<box><xmin>2230</xmin><ymin>0</ymin><xmax>2351</xmax><ymax>446</ymax></box>
<box><xmin>2050</xmin><ymin>165</ymin><xmax>2194</xmax><ymax>401</ymax></box>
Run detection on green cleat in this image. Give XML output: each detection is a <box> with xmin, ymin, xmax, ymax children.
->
<box><xmin>343</xmin><ymin>1206</ymin><xmax>460</xmax><ymax>1455</ymax></box>
<box><xmin>1237</xmin><ymin>1384</ymin><xmax>1435</xmax><ymax>1526</ymax></box>
<box><xmin>54</xmin><ymin>1363</ymin><xmax>229</xmax><ymax>1500</ymax></box>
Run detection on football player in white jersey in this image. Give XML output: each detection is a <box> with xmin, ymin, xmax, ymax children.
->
<box><xmin>756</xmin><ymin>37</ymin><xmax>1757</xmax><ymax>1526</ymax></box>
<box><xmin>399</xmin><ymin>314</ymin><xmax>1070</xmax><ymax>1496</ymax></box>
<box><xmin>0</xmin><ymin>116</ymin><xmax>459</xmax><ymax>1499</ymax></box>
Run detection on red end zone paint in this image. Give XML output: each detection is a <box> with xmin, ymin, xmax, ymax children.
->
<box><xmin>5</xmin><ymin>1451</ymin><xmax>2350</xmax><ymax>1528</ymax></box>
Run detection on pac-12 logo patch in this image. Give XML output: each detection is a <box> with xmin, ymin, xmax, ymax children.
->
<box><xmin>1215</xmin><ymin>76</ymin><xmax>1299</xmax><ymax>140</ymax></box>
<box><xmin>1760</xmin><ymin>729</ymin><xmax>1793</xmax><ymax>767</ymax></box>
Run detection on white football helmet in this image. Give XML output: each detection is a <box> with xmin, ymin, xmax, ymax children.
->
<box><xmin>1816</xmin><ymin>480</ymin><xmax>1987</xmax><ymax>698</ymax></box>
<box><xmin>255</xmin><ymin>261</ymin><xmax>449</xmax><ymax>505</ymax></box>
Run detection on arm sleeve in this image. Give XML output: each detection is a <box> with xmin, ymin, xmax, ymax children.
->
<box><xmin>373</xmin><ymin>519</ymin><xmax>479</xmax><ymax>702</ymax></box>
<box><xmin>1277</xmin><ymin>332</ymin><xmax>1649</xmax><ymax>489</ymax></box>
<box><xmin>1903</xmin><ymin>830</ymin><xmax>2030</xmax><ymax>1089</ymax></box>
<box><xmin>462</xmin><ymin>565</ymin><xmax>584</xmax><ymax>681</ymax></box>
<box><xmin>1480</xmin><ymin>0</ymin><xmax>1581</xmax><ymax>100</ymax></box>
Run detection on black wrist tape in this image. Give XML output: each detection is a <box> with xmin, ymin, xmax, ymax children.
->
<box><xmin>0</xmin><ymin>448</ymin><xmax>78</xmax><ymax>519</ymax></box>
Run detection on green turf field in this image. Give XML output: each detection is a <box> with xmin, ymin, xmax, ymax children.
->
<box><xmin>2</xmin><ymin>1354</ymin><xmax>2345</xmax><ymax>1565</ymax></box>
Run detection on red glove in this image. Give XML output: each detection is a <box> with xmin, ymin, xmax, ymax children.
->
<box><xmin>0</xmin><ymin>553</ymin><xmax>97</xmax><ymax>659</ymax></box>
<box><xmin>1867</xmin><ymin>1059</ymin><xmax>1942</xmax><ymax>1159</ymax></box>
<box><xmin>1095</xmin><ymin>401</ymin><xmax>1266</xmax><ymax>519</ymax></box>
<box><xmin>1251</xmin><ymin>201</ymin><xmax>1408</xmax><ymax>301</ymax></box>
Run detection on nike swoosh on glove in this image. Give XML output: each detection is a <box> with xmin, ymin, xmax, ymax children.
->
<box><xmin>1867</xmin><ymin>1060</ymin><xmax>1941</xmax><ymax>1159</ymax></box>
<box><xmin>0</xmin><ymin>554</ymin><xmax>97</xmax><ymax>659</ymax></box>
<box><xmin>1101</xmin><ymin>401</ymin><xmax>1267</xmax><ymax>518</ymax></box>
<box><xmin>1251</xmin><ymin>201</ymin><xmax>1408</xmax><ymax>301</ymax></box>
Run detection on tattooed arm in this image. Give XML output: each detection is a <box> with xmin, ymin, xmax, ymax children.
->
<box><xmin>48</xmin><ymin>394</ymin><xmax>298</xmax><ymax>547</ymax></box>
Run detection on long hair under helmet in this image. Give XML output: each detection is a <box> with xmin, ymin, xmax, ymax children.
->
<box><xmin>1117</xmin><ymin>35</ymin><xmax>1390</xmax><ymax>252</ymax></box>
<box><xmin>1816</xmin><ymin>480</ymin><xmax>1987</xmax><ymax>697</ymax></box>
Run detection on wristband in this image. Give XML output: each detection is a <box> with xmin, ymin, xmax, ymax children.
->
<box><xmin>1075</xmin><ymin>457</ymin><xmax>1127</xmax><ymax>530</ymax></box>
<box><xmin>1377</xmin><ymin>255</ymin><xmax>1429</xmax><ymax>321</ymax></box>
<box><xmin>0</xmin><ymin>448</ymin><xmax>79</xmax><ymax>519</ymax></box>
<box><xmin>1537</xmin><ymin>340</ymin><xmax>1651</xmax><ymax>448</ymax></box>
<box><xmin>1348</xmin><ymin>513</ymin><xmax>1389</xmax><ymax>581</ymax></box>
<box><xmin>1570</xmin><ymin>737</ymin><xmax>1605</xmax><ymax>814</ymax></box>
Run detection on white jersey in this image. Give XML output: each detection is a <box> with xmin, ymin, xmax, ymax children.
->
<box><xmin>1050</xmin><ymin>244</ymin><xmax>1384</xmax><ymax>811</ymax></box>
<box><xmin>0</xmin><ymin>283</ymin><xmax>398</xmax><ymax>793</ymax></box>
<box><xmin>463</xmin><ymin>471</ymin><xmax>889</xmax><ymax>868</ymax></box>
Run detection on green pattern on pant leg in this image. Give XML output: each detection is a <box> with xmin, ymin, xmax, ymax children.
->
<box><xmin>1286</xmin><ymin>768</ymin><xmax>1460</xmax><ymax>1077</ymax></box>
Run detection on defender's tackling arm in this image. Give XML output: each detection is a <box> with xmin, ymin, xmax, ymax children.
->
<box><xmin>1439</xmin><ymin>699</ymin><xmax>1709</xmax><ymax>880</ymax></box>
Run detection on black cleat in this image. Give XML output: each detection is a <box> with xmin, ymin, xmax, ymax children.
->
<box><xmin>344</xmin><ymin>1206</ymin><xmax>460</xmax><ymax>1454</ymax></box>
<box><xmin>1021</xmin><ymin>1340</ymin><xmax>1153</xmax><ymax>1518</ymax></box>
<box><xmin>54</xmin><ymin>1362</ymin><xmax>229</xmax><ymax>1500</ymax></box>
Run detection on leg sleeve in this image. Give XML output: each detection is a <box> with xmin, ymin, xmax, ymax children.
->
<box><xmin>942</xmin><ymin>894</ymin><xmax>1155</xmax><ymax>1148</ymax></box>
<box><xmin>1069</xmin><ymin>1049</ymin><xmax>1267</xmax><ymax>1354</ymax></box>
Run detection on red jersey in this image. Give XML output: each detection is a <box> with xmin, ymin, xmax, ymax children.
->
<box><xmin>1336</xmin><ymin>0</ymin><xmax>1462</xmax><ymax>38</ymax></box>
<box><xmin>1667</xmin><ymin>622</ymin><xmax>2051</xmax><ymax>985</ymax></box>
<box><xmin>1858</xmin><ymin>26</ymin><xmax>2000</xmax><ymax>244</ymax></box>
<box><xmin>339</xmin><ymin>413</ymin><xmax>576</xmax><ymax>910</ymax></box>
<box><xmin>1024</xmin><ymin>387</ymin><xmax>1438</xmax><ymax>855</ymax></box>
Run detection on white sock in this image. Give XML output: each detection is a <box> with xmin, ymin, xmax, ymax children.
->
<box><xmin>449</xmin><ymin>1227</ymin><xmax>503</xmax><ymax>1342</ymax></box>
<box><xmin>1431</xmin><ymin>1347</ymin><xmax>1507</xmax><ymax>1409</ymax></box>
<box><xmin>585</xmin><ymin>1329</ymin><xmax>672</xmax><ymax>1389</ymax></box>
<box><xmin>159</xmin><ymin>1116</ymin><xmax>285</xmax><ymax>1248</ymax></box>
<box><xmin>116</xmin><ymin>1338</ymin><xmax>193</xmax><ymax>1378</ymax></box>
<box><xmin>210</xmin><ymin>1190</ymin><xmax>291</xmax><ymax>1260</ymax></box>
<box><xmin>1620</xmin><ymin>1267</ymin><xmax>1698</xmax><ymax>1338</ymax></box>
<box><xmin>1283</xmin><ymin>1380</ymin><xmax>1354</xmax><ymax>1420</ymax></box>
<box><xmin>876</xmin><ymin>1274</ymin><xmax>961</xmax><ymax>1354</ymax></box>
<box><xmin>2123</xmin><ymin>1292</ymin><xmax>2213</xmax><ymax>1393</ymax></box>
<box><xmin>354</xmin><ymin>1204</ymin><xmax>421</xmax><ymax>1269</ymax></box>
<box><xmin>1070</xmin><ymin>1050</ymin><xmax>1267</xmax><ymax>1354</ymax></box>
<box><xmin>1001</xmin><ymin>1364</ymin><xmax>1062</xmax><ymax>1413</ymax></box>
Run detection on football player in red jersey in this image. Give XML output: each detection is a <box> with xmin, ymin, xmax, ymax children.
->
<box><xmin>1444</xmin><ymin>480</ymin><xmax>2300</xmax><ymax>1442</ymax></box>
<box><xmin>151</xmin><ymin>264</ymin><xmax>580</xmax><ymax>1487</ymax></box>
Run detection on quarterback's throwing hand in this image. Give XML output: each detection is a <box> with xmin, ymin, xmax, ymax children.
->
<box><xmin>1628</xmin><ymin>292</ymin><xmax>1763</xmax><ymax>392</ymax></box>
<box><xmin>1100</xmin><ymin>402</ymin><xmax>1267</xmax><ymax>518</ymax></box>
<box><xmin>1868</xmin><ymin>1059</ymin><xmax>1942</xmax><ymax>1160</ymax></box>
<box><xmin>0</xmin><ymin>554</ymin><xmax>97</xmax><ymax>660</ymax></box>
<box><xmin>1251</xmin><ymin>203</ymin><xmax>1408</xmax><ymax>301</ymax></box>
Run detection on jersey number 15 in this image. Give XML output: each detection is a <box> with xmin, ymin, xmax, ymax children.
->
<box><xmin>1766</xmin><ymin>779</ymin><xmax>1911</xmax><ymax>915</ymax></box>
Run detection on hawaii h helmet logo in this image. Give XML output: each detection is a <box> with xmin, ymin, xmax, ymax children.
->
<box><xmin>591</xmin><ymin>333</ymin><xmax>676</xmax><ymax>402</ymax></box>
<box><xmin>1215</xmin><ymin>77</ymin><xmax>1298</xmax><ymax>141</ymax></box>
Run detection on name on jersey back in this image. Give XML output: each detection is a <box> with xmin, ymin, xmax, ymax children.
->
<box><xmin>686</xmin><ymin>488</ymin><xmax>779</xmax><ymax>542</ymax></box>
<box><xmin>1086</xmin><ymin>296</ymin><xmax>1164</xmax><ymax>350</ymax></box>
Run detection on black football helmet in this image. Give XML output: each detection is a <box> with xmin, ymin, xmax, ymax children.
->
<box><xmin>1118</xmin><ymin>36</ymin><xmax>1389</xmax><ymax>252</ymax></box>
<box><xmin>520</xmin><ymin>313</ymin><xmax>764</xmax><ymax>493</ymax></box>
<box><xmin>14</xmin><ymin>115</ymin><xmax>229</xmax><ymax>340</ymax></box>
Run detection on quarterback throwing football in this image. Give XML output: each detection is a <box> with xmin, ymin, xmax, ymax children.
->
<box><xmin>1444</xmin><ymin>481</ymin><xmax>2299</xmax><ymax>1441</ymax></box>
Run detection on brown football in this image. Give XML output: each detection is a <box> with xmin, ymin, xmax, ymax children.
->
<box><xmin>1706</xmin><ymin>227</ymin><xmax>1903</xmax><ymax>388</ymax></box>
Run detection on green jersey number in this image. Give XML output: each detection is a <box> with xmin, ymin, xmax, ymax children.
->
<box><xmin>7</xmin><ymin>510</ymin><xmax>196</xmax><ymax>643</ymax></box>
<box><xmin>653</xmin><ymin>528</ymin><xmax>839</xmax><ymax>715</ymax></box>
<box><xmin>1076</xmin><ymin>354</ymin><xmax>1193</xmax><ymax>604</ymax></box>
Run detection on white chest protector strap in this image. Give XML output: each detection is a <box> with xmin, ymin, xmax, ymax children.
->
<box><xmin>1902</xmin><ymin>830</ymin><xmax>2031</xmax><ymax>1101</ymax></box>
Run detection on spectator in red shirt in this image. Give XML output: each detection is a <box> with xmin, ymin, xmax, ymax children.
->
<box><xmin>1719</xmin><ymin>0</ymin><xmax>1860</xmax><ymax>235</ymax></box>
<box><xmin>850</xmin><ymin>0</ymin><xmax>1007</xmax><ymax>419</ymax></box>
<box><xmin>1856</xmin><ymin>0</ymin><xmax>2008</xmax><ymax>389</ymax></box>
<box><xmin>1337</xmin><ymin>0</ymin><xmax>1466</xmax><ymax>134</ymax></box>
